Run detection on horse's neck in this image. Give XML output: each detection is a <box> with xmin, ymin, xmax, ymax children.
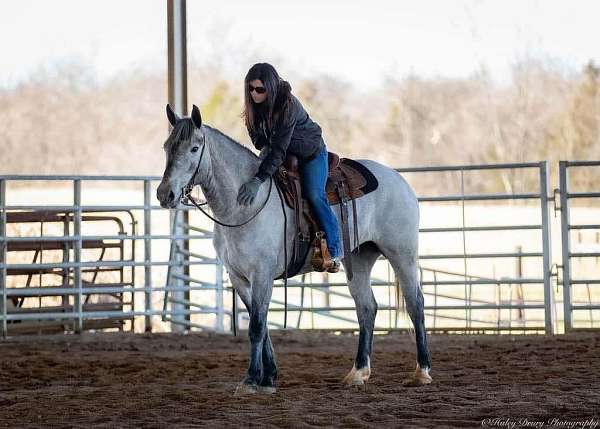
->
<box><xmin>197</xmin><ymin>129</ymin><xmax>262</xmax><ymax>222</ymax></box>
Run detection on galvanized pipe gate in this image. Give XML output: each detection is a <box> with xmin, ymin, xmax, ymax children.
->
<box><xmin>558</xmin><ymin>161</ymin><xmax>600</xmax><ymax>332</ymax></box>
<box><xmin>396</xmin><ymin>161</ymin><xmax>555</xmax><ymax>334</ymax></box>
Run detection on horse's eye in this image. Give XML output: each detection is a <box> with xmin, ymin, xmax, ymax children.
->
<box><xmin>191</xmin><ymin>146</ymin><xmax>199</xmax><ymax>153</ymax></box>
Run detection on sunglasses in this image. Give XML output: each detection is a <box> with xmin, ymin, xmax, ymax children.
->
<box><xmin>248</xmin><ymin>84</ymin><xmax>266</xmax><ymax>94</ymax></box>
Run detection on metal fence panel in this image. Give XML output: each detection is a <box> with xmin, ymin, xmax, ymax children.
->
<box><xmin>0</xmin><ymin>160</ymin><xmax>584</xmax><ymax>336</ymax></box>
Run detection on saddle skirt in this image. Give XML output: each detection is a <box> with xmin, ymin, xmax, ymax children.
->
<box><xmin>273</xmin><ymin>151</ymin><xmax>379</xmax><ymax>280</ymax></box>
<box><xmin>276</xmin><ymin>152</ymin><xmax>378</xmax><ymax>209</ymax></box>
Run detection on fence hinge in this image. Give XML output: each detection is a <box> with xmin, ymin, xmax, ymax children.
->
<box><xmin>552</xmin><ymin>188</ymin><xmax>562</xmax><ymax>217</ymax></box>
<box><xmin>550</xmin><ymin>263</ymin><xmax>562</xmax><ymax>293</ymax></box>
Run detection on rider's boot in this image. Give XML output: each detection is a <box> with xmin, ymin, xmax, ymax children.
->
<box><xmin>311</xmin><ymin>232</ymin><xmax>340</xmax><ymax>273</ymax></box>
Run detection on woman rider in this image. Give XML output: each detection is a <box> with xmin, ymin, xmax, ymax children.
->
<box><xmin>236</xmin><ymin>62</ymin><xmax>342</xmax><ymax>272</ymax></box>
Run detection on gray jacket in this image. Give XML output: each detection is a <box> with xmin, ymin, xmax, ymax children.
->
<box><xmin>249</xmin><ymin>91</ymin><xmax>325</xmax><ymax>182</ymax></box>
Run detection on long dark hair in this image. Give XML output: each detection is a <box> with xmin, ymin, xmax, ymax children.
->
<box><xmin>242</xmin><ymin>62</ymin><xmax>293</xmax><ymax>135</ymax></box>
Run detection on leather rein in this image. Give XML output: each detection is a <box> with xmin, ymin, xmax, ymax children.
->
<box><xmin>178</xmin><ymin>139</ymin><xmax>290</xmax><ymax>335</ymax></box>
<box><xmin>180</xmin><ymin>140</ymin><xmax>273</xmax><ymax>227</ymax></box>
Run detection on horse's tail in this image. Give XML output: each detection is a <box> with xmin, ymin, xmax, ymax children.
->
<box><xmin>395</xmin><ymin>276</ymin><xmax>416</xmax><ymax>339</ymax></box>
<box><xmin>394</xmin><ymin>277</ymin><xmax>405</xmax><ymax>315</ymax></box>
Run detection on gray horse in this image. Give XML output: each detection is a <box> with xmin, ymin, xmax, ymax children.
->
<box><xmin>157</xmin><ymin>105</ymin><xmax>432</xmax><ymax>395</ymax></box>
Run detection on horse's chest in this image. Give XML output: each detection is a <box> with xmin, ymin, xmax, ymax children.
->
<box><xmin>212</xmin><ymin>231</ymin><xmax>229</xmax><ymax>264</ymax></box>
<box><xmin>212</xmin><ymin>231</ymin><xmax>245</xmax><ymax>273</ymax></box>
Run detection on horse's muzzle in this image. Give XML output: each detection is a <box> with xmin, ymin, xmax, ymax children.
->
<box><xmin>157</xmin><ymin>182</ymin><xmax>179</xmax><ymax>209</ymax></box>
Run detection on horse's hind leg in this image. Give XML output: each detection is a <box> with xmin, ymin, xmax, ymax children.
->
<box><xmin>385</xmin><ymin>250</ymin><xmax>433</xmax><ymax>386</ymax></box>
<box><xmin>342</xmin><ymin>242</ymin><xmax>381</xmax><ymax>386</ymax></box>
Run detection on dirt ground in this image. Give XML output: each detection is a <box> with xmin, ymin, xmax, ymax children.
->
<box><xmin>0</xmin><ymin>330</ymin><xmax>598</xmax><ymax>428</ymax></box>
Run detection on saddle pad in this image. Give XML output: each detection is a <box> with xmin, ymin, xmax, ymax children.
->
<box><xmin>325</xmin><ymin>158</ymin><xmax>379</xmax><ymax>205</ymax></box>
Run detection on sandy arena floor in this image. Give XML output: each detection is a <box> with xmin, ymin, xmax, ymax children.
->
<box><xmin>0</xmin><ymin>330</ymin><xmax>598</xmax><ymax>428</ymax></box>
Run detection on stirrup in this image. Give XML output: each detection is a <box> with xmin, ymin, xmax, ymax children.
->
<box><xmin>326</xmin><ymin>257</ymin><xmax>341</xmax><ymax>273</ymax></box>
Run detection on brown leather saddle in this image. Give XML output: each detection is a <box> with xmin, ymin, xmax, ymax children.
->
<box><xmin>274</xmin><ymin>151</ymin><xmax>378</xmax><ymax>281</ymax></box>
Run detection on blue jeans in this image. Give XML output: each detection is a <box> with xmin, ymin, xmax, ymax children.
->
<box><xmin>299</xmin><ymin>143</ymin><xmax>342</xmax><ymax>258</ymax></box>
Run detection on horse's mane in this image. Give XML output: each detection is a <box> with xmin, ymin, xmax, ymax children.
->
<box><xmin>203</xmin><ymin>124</ymin><xmax>258</xmax><ymax>159</ymax></box>
<box><xmin>164</xmin><ymin>119</ymin><xmax>257</xmax><ymax>159</ymax></box>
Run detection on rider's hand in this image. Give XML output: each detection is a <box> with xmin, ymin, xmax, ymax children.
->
<box><xmin>237</xmin><ymin>177</ymin><xmax>262</xmax><ymax>206</ymax></box>
<box><xmin>258</xmin><ymin>146</ymin><xmax>271</xmax><ymax>161</ymax></box>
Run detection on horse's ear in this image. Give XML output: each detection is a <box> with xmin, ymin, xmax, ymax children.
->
<box><xmin>191</xmin><ymin>104</ymin><xmax>202</xmax><ymax>129</ymax></box>
<box><xmin>166</xmin><ymin>104</ymin><xmax>179</xmax><ymax>127</ymax></box>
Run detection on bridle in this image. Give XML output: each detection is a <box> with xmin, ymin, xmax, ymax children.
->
<box><xmin>178</xmin><ymin>135</ymin><xmax>273</xmax><ymax>228</ymax></box>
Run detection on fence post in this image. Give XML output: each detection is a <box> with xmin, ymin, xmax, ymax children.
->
<box><xmin>216</xmin><ymin>261</ymin><xmax>224</xmax><ymax>331</ymax></box>
<box><xmin>539</xmin><ymin>162</ymin><xmax>555</xmax><ymax>334</ymax></box>
<box><xmin>170</xmin><ymin>209</ymin><xmax>186</xmax><ymax>332</ymax></box>
<box><xmin>74</xmin><ymin>179</ymin><xmax>83</xmax><ymax>333</ymax></box>
<box><xmin>144</xmin><ymin>180</ymin><xmax>153</xmax><ymax>332</ymax></box>
<box><xmin>559</xmin><ymin>161</ymin><xmax>572</xmax><ymax>332</ymax></box>
<box><xmin>1</xmin><ymin>179</ymin><xmax>6</xmax><ymax>338</ymax></box>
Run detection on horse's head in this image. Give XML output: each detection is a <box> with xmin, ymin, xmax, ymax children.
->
<box><xmin>157</xmin><ymin>104</ymin><xmax>206</xmax><ymax>208</ymax></box>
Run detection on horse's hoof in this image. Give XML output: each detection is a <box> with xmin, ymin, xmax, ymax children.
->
<box><xmin>403</xmin><ymin>364</ymin><xmax>432</xmax><ymax>387</ymax></box>
<box><xmin>343</xmin><ymin>372</ymin><xmax>365</xmax><ymax>386</ymax></box>
<box><xmin>257</xmin><ymin>385</ymin><xmax>277</xmax><ymax>394</ymax></box>
<box><xmin>342</xmin><ymin>362</ymin><xmax>371</xmax><ymax>387</ymax></box>
<box><xmin>234</xmin><ymin>382</ymin><xmax>258</xmax><ymax>396</ymax></box>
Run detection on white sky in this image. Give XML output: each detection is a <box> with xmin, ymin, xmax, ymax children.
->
<box><xmin>1</xmin><ymin>0</ymin><xmax>599</xmax><ymax>90</ymax></box>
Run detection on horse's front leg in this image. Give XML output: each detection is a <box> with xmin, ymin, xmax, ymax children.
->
<box><xmin>235</xmin><ymin>272</ymin><xmax>274</xmax><ymax>396</ymax></box>
<box><xmin>258</xmin><ymin>329</ymin><xmax>278</xmax><ymax>393</ymax></box>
